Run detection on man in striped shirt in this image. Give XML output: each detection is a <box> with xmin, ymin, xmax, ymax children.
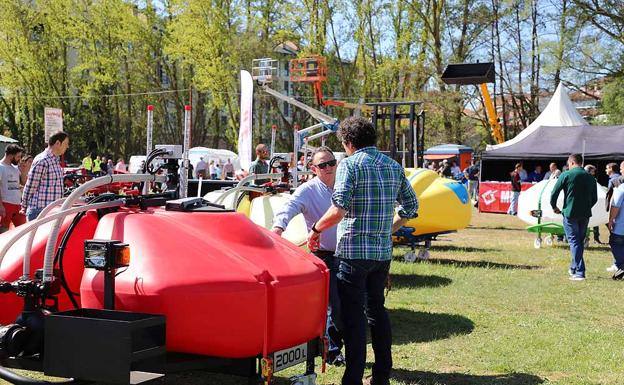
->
<box><xmin>308</xmin><ymin>117</ymin><xmax>418</xmax><ymax>385</ymax></box>
<box><xmin>21</xmin><ymin>131</ymin><xmax>69</xmax><ymax>221</ymax></box>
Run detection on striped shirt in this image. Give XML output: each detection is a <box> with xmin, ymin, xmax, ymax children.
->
<box><xmin>332</xmin><ymin>146</ymin><xmax>418</xmax><ymax>261</ymax></box>
<box><xmin>21</xmin><ymin>149</ymin><xmax>64</xmax><ymax>210</ymax></box>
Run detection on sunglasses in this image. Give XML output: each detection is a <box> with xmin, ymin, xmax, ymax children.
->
<box><xmin>315</xmin><ymin>159</ymin><xmax>337</xmax><ymax>169</ymax></box>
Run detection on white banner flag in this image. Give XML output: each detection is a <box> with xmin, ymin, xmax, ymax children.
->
<box><xmin>44</xmin><ymin>107</ymin><xmax>63</xmax><ymax>143</ymax></box>
<box><xmin>238</xmin><ymin>70</ymin><xmax>253</xmax><ymax>172</ymax></box>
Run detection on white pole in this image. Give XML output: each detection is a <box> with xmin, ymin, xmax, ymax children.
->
<box><xmin>293</xmin><ymin>125</ymin><xmax>299</xmax><ymax>188</ymax></box>
<box><xmin>270</xmin><ymin>124</ymin><xmax>277</xmax><ymax>158</ymax></box>
<box><xmin>181</xmin><ymin>105</ymin><xmax>191</xmax><ymax>198</ymax></box>
<box><xmin>146</xmin><ymin>105</ymin><xmax>154</xmax><ymax>155</ymax></box>
<box><xmin>197</xmin><ymin>177</ymin><xmax>203</xmax><ymax>198</ymax></box>
<box><xmin>143</xmin><ymin>105</ymin><xmax>154</xmax><ymax>194</ymax></box>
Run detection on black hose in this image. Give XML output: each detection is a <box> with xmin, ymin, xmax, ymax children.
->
<box><xmin>0</xmin><ymin>365</ymin><xmax>79</xmax><ymax>384</ymax></box>
<box><xmin>139</xmin><ymin>148</ymin><xmax>168</xmax><ymax>192</ymax></box>
<box><xmin>54</xmin><ymin>211</ymin><xmax>85</xmax><ymax>309</ymax></box>
<box><xmin>54</xmin><ymin>193</ymin><xmax>118</xmax><ymax>310</ymax></box>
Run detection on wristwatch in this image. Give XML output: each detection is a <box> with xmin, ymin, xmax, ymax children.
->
<box><xmin>311</xmin><ymin>222</ymin><xmax>321</xmax><ymax>234</ymax></box>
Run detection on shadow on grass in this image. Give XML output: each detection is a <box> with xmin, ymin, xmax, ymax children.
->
<box><xmin>469</xmin><ymin>226</ymin><xmax>527</xmax><ymax>232</ymax></box>
<box><xmin>389</xmin><ymin>274</ymin><xmax>452</xmax><ymax>290</ymax></box>
<box><xmin>389</xmin><ymin>368</ymin><xmax>544</xmax><ymax>385</ymax></box>
<box><xmin>417</xmin><ymin>258</ymin><xmax>540</xmax><ymax>270</ymax></box>
<box><xmin>430</xmin><ymin>244</ymin><xmax>501</xmax><ymax>253</ymax></box>
<box><xmin>389</xmin><ymin>309</ymin><xmax>474</xmax><ymax>345</ymax></box>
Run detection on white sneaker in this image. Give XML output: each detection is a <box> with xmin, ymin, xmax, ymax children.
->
<box><xmin>569</xmin><ymin>275</ymin><xmax>586</xmax><ymax>281</ymax></box>
<box><xmin>607</xmin><ymin>264</ymin><xmax>618</xmax><ymax>272</ymax></box>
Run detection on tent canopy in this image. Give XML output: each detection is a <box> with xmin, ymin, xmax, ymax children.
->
<box><xmin>425</xmin><ymin>144</ymin><xmax>473</xmax><ymax>155</ymax></box>
<box><xmin>486</xmin><ymin>83</ymin><xmax>587</xmax><ymax>151</ymax></box>
<box><xmin>0</xmin><ymin>135</ymin><xmax>18</xmax><ymax>144</ymax></box>
<box><xmin>482</xmin><ymin>124</ymin><xmax>624</xmax><ymax>160</ymax></box>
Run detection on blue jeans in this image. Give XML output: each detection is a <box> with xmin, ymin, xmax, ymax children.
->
<box><xmin>609</xmin><ymin>233</ymin><xmax>624</xmax><ymax>270</ymax></box>
<box><xmin>26</xmin><ymin>207</ymin><xmax>44</xmax><ymax>221</ymax></box>
<box><xmin>337</xmin><ymin>258</ymin><xmax>392</xmax><ymax>385</ymax></box>
<box><xmin>313</xmin><ymin>251</ymin><xmax>343</xmax><ymax>358</ymax></box>
<box><xmin>507</xmin><ymin>191</ymin><xmax>520</xmax><ymax>215</ymax></box>
<box><xmin>562</xmin><ymin>216</ymin><xmax>589</xmax><ymax>277</ymax></box>
<box><xmin>468</xmin><ymin>180</ymin><xmax>478</xmax><ymax>201</ymax></box>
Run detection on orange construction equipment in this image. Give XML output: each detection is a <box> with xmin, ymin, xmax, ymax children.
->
<box><xmin>289</xmin><ymin>56</ymin><xmax>372</xmax><ymax>113</ymax></box>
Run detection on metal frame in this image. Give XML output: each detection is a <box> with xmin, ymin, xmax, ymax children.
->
<box><xmin>366</xmin><ymin>101</ymin><xmax>425</xmax><ymax>168</ymax></box>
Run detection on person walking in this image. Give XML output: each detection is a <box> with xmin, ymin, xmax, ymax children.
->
<box><xmin>507</xmin><ymin>163</ymin><xmax>522</xmax><ymax>216</ymax></box>
<box><xmin>608</xmin><ymin>180</ymin><xmax>624</xmax><ymax>280</ymax></box>
<box><xmin>584</xmin><ymin>165</ymin><xmax>602</xmax><ymax>244</ymax></box>
<box><xmin>215</xmin><ymin>162</ymin><xmax>223</xmax><ymax>180</ymax></box>
<box><xmin>307</xmin><ymin>117</ymin><xmax>418</xmax><ymax>385</ymax></box>
<box><xmin>0</xmin><ymin>144</ymin><xmax>26</xmax><ymax>232</ymax></box>
<box><xmin>464</xmin><ymin>159</ymin><xmax>480</xmax><ymax>203</ymax></box>
<box><xmin>195</xmin><ymin>157</ymin><xmax>207</xmax><ymax>179</ymax></box>
<box><xmin>93</xmin><ymin>155</ymin><xmax>102</xmax><ymax>176</ymax></box>
<box><xmin>606</xmin><ymin>163</ymin><xmax>621</xmax><ymax>189</ymax></box>
<box><xmin>208</xmin><ymin>160</ymin><xmax>216</xmax><ymax>180</ymax></box>
<box><xmin>551</xmin><ymin>154</ymin><xmax>598</xmax><ymax>281</ymax></box>
<box><xmin>82</xmin><ymin>152</ymin><xmax>94</xmax><ymax>176</ymax></box>
<box><xmin>272</xmin><ymin>146</ymin><xmax>345</xmax><ymax>366</ymax></box>
<box><xmin>21</xmin><ymin>131</ymin><xmax>69</xmax><ymax>221</ymax></box>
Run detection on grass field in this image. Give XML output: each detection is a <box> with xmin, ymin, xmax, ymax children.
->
<box><xmin>4</xmin><ymin>209</ymin><xmax>623</xmax><ymax>385</ymax></box>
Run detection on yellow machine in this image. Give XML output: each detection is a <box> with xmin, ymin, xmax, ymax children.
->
<box><xmin>393</xmin><ymin>168</ymin><xmax>472</xmax><ymax>260</ymax></box>
<box><xmin>442</xmin><ymin>62</ymin><xmax>505</xmax><ymax>144</ymax></box>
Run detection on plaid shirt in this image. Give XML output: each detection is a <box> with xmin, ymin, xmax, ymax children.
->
<box><xmin>21</xmin><ymin>149</ymin><xmax>64</xmax><ymax>210</ymax></box>
<box><xmin>332</xmin><ymin>146</ymin><xmax>418</xmax><ymax>261</ymax></box>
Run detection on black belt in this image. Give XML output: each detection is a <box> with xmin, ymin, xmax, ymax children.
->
<box><xmin>313</xmin><ymin>250</ymin><xmax>335</xmax><ymax>258</ymax></box>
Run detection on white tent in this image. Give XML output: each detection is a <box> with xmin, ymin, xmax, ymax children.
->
<box><xmin>188</xmin><ymin>147</ymin><xmax>240</xmax><ymax>170</ymax></box>
<box><xmin>0</xmin><ymin>134</ymin><xmax>19</xmax><ymax>157</ymax></box>
<box><xmin>486</xmin><ymin>83</ymin><xmax>588</xmax><ymax>151</ymax></box>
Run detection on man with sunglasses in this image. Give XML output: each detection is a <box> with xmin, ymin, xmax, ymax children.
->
<box><xmin>308</xmin><ymin>117</ymin><xmax>418</xmax><ymax>385</ymax></box>
<box><xmin>272</xmin><ymin>146</ymin><xmax>345</xmax><ymax>365</ymax></box>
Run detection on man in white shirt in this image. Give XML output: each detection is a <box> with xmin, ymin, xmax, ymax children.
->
<box><xmin>272</xmin><ymin>146</ymin><xmax>344</xmax><ymax>365</ymax></box>
<box><xmin>0</xmin><ymin>144</ymin><xmax>26</xmax><ymax>232</ymax></box>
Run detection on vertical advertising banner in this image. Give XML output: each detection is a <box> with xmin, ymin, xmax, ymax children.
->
<box><xmin>238</xmin><ymin>70</ymin><xmax>253</xmax><ymax>172</ymax></box>
<box><xmin>44</xmin><ymin>107</ymin><xmax>63</xmax><ymax>143</ymax></box>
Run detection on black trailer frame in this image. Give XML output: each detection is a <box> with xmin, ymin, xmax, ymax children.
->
<box><xmin>366</xmin><ymin>101</ymin><xmax>425</xmax><ymax>168</ymax></box>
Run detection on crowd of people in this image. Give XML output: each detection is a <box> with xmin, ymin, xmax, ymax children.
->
<box><xmin>81</xmin><ymin>152</ymin><xmax>127</xmax><ymax>176</ymax></box>
<box><xmin>5</xmin><ymin>125</ymin><xmax>624</xmax><ymax>384</ymax></box>
<box><xmin>501</xmin><ymin>154</ymin><xmax>624</xmax><ymax>282</ymax></box>
<box><xmin>194</xmin><ymin>156</ymin><xmax>236</xmax><ymax>180</ymax></box>
<box><xmin>423</xmin><ymin>159</ymin><xmax>480</xmax><ymax>203</ymax></box>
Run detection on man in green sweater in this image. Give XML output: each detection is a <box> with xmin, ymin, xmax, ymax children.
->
<box><xmin>551</xmin><ymin>154</ymin><xmax>598</xmax><ymax>281</ymax></box>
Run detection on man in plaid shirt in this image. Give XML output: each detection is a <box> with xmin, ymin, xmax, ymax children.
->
<box><xmin>21</xmin><ymin>131</ymin><xmax>69</xmax><ymax>221</ymax></box>
<box><xmin>308</xmin><ymin>117</ymin><xmax>418</xmax><ymax>385</ymax></box>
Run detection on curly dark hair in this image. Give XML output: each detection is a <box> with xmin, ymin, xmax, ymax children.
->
<box><xmin>337</xmin><ymin>117</ymin><xmax>377</xmax><ymax>149</ymax></box>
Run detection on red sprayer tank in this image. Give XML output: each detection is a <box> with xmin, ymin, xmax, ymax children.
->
<box><xmin>0</xmin><ymin>207</ymin><xmax>328</xmax><ymax>358</ymax></box>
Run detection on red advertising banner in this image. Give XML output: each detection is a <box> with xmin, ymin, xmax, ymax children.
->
<box><xmin>478</xmin><ymin>181</ymin><xmax>535</xmax><ymax>213</ymax></box>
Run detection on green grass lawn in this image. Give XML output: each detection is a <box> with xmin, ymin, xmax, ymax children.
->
<box><xmin>3</xmin><ymin>210</ymin><xmax>622</xmax><ymax>385</ymax></box>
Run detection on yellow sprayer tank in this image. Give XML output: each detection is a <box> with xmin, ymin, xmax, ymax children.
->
<box><xmin>402</xmin><ymin>168</ymin><xmax>472</xmax><ymax>236</ymax></box>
